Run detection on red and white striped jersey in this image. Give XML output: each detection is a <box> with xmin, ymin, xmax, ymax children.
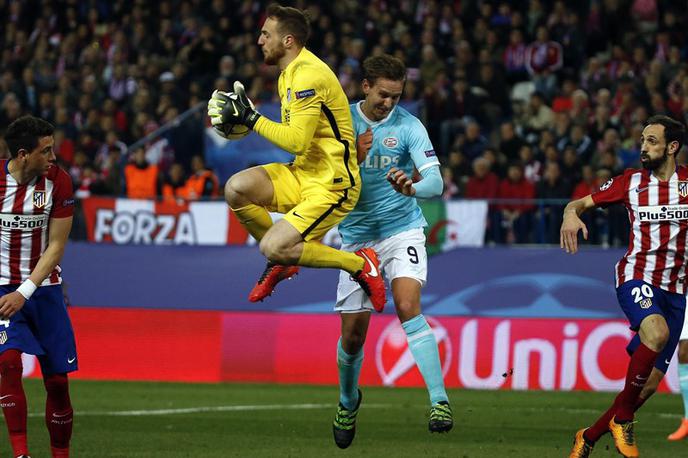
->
<box><xmin>592</xmin><ymin>166</ymin><xmax>688</xmax><ymax>294</ymax></box>
<box><xmin>0</xmin><ymin>160</ymin><xmax>74</xmax><ymax>286</ymax></box>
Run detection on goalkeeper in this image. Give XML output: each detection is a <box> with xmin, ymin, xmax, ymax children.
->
<box><xmin>207</xmin><ymin>4</ymin><xmax>386</xmax><ymax>311</ymax></box>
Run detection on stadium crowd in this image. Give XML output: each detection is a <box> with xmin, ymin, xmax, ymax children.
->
<box><xmin>0</xmin><ymin>0</ymin><xmax>687</xmax><ymax>244</ymax></box>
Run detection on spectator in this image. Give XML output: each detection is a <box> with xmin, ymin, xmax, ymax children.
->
<box><xmin>162</xmin><ymin>162</ymin><xmax>188</xmax><ymax>202</ymax></box>
<box><xmin>494</xmin><ymin>163</ymin><xmax>536</xmax><ymax>244</ymax></box>
<box><xmin>183</xmin><ymin>155</ymin><xmax>219</xmax><ymax>200</ymax></box>
<box><xmin>124</xmin><ymin>147</ymin><xmax>160</xmax><ymax>199</ymax></box>
<box><xmin>523</xmin><ymin>91</ymin><xmax>554</xmax><ymax>135</ymax></box>
<box><xmin>525</xmin><ymin>25</ymin><xmax>563</xmax><ymax>98</ymax></box>
<box><xmin>441</xmin><ymin>166</ymin><xmax>460</xmax><ymax>200</ymax></box>
<box><xmin>503</xmin><ymin>28</ymin><xmax>528</xmax><ymax>83</ymax></box>
<box><xmin>54</xmin><ymin>128</ymin><xmax>75</xmax><ymax>165</ymax></box>
<box><xmin>499</xmin><ymin>121</ymin><xmax>525</xmax><ymax>163</ymax></box>
<box><xmin>536</xmin><ymin>161</ymin><xmax>571</xmax><ymax>244</ymax></box>
<box><xmin>453</xmin><ymin>120</ymin><xmax>487</xmax><ymax>161</ymax></box>
<box><xmin>465</xmin><ymin>156</ymin><xmax>499</xmax><ymax>200</ymax></box>
<box><xmin>519</xmin><ymin>144</ymin><xmax>542</xmax><ymax>183</ymax></box>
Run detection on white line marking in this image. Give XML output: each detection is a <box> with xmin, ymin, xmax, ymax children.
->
<box><xmin>28</xmin><ymin>403</ymin><xmax>389</xmax><ymax>418</ymax></box>
<box><xmin>25</xmin><ymin>402</ymin><xmax>683</xmax><ymax>420</ymax></box>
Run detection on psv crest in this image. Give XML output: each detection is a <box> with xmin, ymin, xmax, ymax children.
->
<box><xmin>33</xmin><ymin>190</ymin><xmax>46</xmax><ymax>208</ymax></box>
<box><xmin>678</xmin><ymin>181</ymin><xmax>688</xmax><ymax>198</ymax></box>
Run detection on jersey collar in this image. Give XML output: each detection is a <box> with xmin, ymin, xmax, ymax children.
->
<box><xmin>356</xmin><ymin>100</ymin><xmax>396</xmax><ymax>127</ymax></box>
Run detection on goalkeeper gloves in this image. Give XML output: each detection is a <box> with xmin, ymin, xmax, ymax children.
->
<box><xmin>207</xmin><ymin>81</ymin><xmax>261</xmax><ymax>129</ymax></box>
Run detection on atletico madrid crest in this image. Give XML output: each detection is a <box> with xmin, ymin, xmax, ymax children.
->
<box><xmin>679</xmin><ymin>181</ymin><xmax>688</xmax><ymax>198</ymax></box>
<box><xmin>33</xmin><ymin>190</ymin><xmax>46</xmax><ymax>208</ymax></box>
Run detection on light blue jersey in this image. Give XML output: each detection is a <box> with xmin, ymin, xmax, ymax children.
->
<box><xmin>338</xmin><ymin>102</ymin><xmax>440</xmax><ymax>244</ymax></box>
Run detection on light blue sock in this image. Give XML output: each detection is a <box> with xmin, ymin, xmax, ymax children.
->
<box><xmin>402</xmin><ymin>314</ymin><xmax>448</xmax><ymax>405</ymax></box>
<box><xmin>679</xmin><ymin>363</ymin><xmax>688</xmax><ymax>419</ymax></box>
<box><xmin>337</xmin><ymin>337</ymin><xmax>363</xmax><ymax>410</ymax></box>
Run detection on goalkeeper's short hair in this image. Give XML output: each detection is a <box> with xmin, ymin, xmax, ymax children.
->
<box><xmin>266</xmin><ymin>3</ymin><xmax>310</xmax><ymax>46</ymax></box>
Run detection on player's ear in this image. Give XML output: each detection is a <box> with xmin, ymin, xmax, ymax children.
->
<box><xmin>282</xmin><ymin>34</ymin><xmax>293</xmax><ymax>48</ymax></box>
<box><xmin>362</xmin><ymin>79</ymin><xmax>371</xmax><ymax>94</ymax></box>
<box><xmin>668</xmin><ymin>140</ymin><xmax>680</xmax><ymax>155</ymax></box>
<box><xmin>16</xmin><ymin>148</ymin><xmax>28</xmax><ymax>160</ymax></box>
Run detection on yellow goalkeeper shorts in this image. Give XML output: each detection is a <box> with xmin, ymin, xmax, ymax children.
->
<box><xmin>262</xmin><ymin>162</ymin><xmax>360</xmax><ymax>241</ymax></box>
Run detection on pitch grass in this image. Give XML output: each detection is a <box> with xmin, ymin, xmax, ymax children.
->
<box><xmin>1</xmin><ymin>379</ymin><xmax>687</xmax><ymax>457</ymax></box>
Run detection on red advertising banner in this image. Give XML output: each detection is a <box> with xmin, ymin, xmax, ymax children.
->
<box><xmin>24</xmin><ymin>308</ymin><xmax>223</xmax><ymax>382</ymax></box>
<box><xmin>23</xmin><ymin>309</ymin><xmax>680</xmax><ymax>393</ymax></box>
<box><xmin>221</xmin><ymin>313</ymin><xmax>677</xmax><ymax>392</ymax></box>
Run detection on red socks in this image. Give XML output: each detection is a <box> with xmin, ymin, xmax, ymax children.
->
<box><xmin>615</xmin><ymin>343</ymin><xmax>658</xmax><ymax>420</ymax></box>
<box><xmin>584</xmin><ymin>342</ymin><xmax>658</xmax><ymax>442</ymax></box>
<box><xmin>44</xmin><ymin>374</ymin><xmax>73</xmax><ymax>457</ymax></box>
<box><xmin>0</xmin><ymin>350</ymin><xmax>29</xmax><ymax>457</ymax></box>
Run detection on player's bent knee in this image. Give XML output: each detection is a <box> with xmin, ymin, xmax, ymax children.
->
<box><xmin>678</xmin><ymin>341</ymin><xmax>688</xmax><ymax>363</ymax></box>
<box><xmin>652</xmin><ymin>328</ymin><xmax>670</xmax><ymax>349</ymax></box>
<box><xmin>0</xmin><ymin>349</ymin><xmax>22</xmax><ymax>374</ymax></box>
<box><xmin>259</xmin><ymin>237</ymin><xmax>297</xmax><ymax>265</ymax></box>
<box><xmin>225</xmin><ymin>175</ymin><xmax>248</xmax><ymax>207</ymax></box>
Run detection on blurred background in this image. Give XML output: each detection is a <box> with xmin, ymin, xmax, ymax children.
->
<box><xmin>0</xmin><ymin>0</ymin><xmax>687</xmax><ymax>402</ymax></box>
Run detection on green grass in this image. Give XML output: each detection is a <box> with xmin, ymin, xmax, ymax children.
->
<box><xmin>1</xmin><ymin>380</ymin><xmax>686</xmax><ymax>457</ymax></box>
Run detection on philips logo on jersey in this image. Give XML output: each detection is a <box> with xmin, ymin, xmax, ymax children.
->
<box><xmin>0</xmin><ymin>213</ymin><xmax>47</xmax><ymax>231</ymax></box>
<box><xmin>638</xmin><ymin>205</ymin><xmax>688</xmax><ymax>222</ymax></box>
<box><xmin>361</xmin><ymin>154</ymin><xmax>400</xmax><ymax>170</ymax></box>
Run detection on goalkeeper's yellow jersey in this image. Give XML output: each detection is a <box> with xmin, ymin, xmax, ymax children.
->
<box><xmin>253</xmin><ymin>48</ymin><xmax>359</xmax><ymax>191</ymax></box>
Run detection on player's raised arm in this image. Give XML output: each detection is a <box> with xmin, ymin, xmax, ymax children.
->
<box><xmin>252</xmin><ymin>88</ymin><xmax>321</xmax><ymax>155</ymax></box>
<box><xmin>560</xmin><ymin>195</ymin><xmax>595</xmax><ymax>254</ymax></box>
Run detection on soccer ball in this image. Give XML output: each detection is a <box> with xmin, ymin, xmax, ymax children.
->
<box><xmin>214</xmin><ymin>123</ymin><xmax>250</xmax><ymax>141</ymax></box>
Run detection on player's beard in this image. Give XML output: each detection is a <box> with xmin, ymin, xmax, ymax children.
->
<box><xmin>641</xmin><ymin>146</ymin><xmax>668</xmax><ymax>171</ymax></box>
<box><xmin>263</xmin><ymin>45</ymin><xmax>286</xmax><ymax>65</ymax></box>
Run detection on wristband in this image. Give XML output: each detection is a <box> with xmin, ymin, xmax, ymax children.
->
<box><xmin>17</xmin><ymin>279</ymin><xmax>37</xmax><ymax>300</ymax></box>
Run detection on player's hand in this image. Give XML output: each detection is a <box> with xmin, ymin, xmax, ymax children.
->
<box><xmin>207</xmin><ymin>81</ymin><xmax>261</xmax><ymax>129</ymax></box>
<box><xmin>0</xmin><ymin>291</ymin><xmax>26</xmax><ymax>319</ymax></box>
<box><xmin>387</xmin><ymin>167</ymin><xmax>415</xmax><ymax>196</ymax></box>
<box><xmin>356</xmin><ymin>127</ymin><xmax>373</xmax><ymax>164</ymax></box>
<box><xmin>560</xmin><ymin>210</ymin><xmax>588</xmax><ymax>254</ymax></box>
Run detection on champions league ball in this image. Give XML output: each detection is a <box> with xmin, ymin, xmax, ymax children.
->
<box><xmin>214</xmin><ymin>123</ymin><xmax>250</xmax><ymax>141</ymax></box>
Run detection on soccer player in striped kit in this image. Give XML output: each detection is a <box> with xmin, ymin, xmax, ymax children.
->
<box><xmin>0</xmin><ymin>116</ymin><xmax>76</xmax><ymax>458</ymax></box>
<box><xmin>562</xmin><ymin>115</ymin><xmax>687</xmax><ymax>458</ymax></box>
